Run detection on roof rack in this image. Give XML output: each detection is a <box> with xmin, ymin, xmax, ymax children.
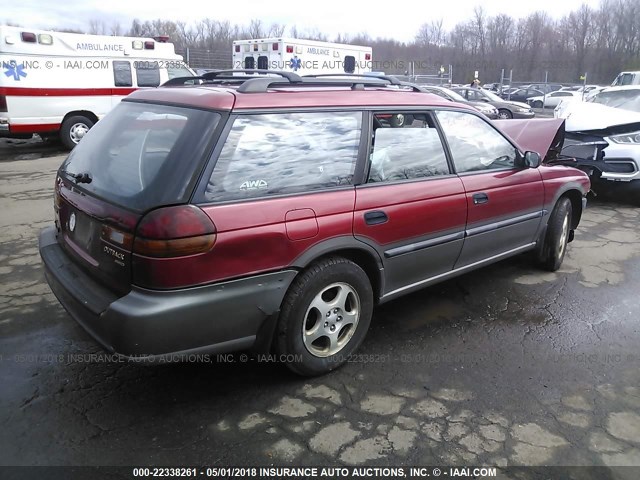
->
<box><xmin>162</xmin><ymin>69</ymin><xmax>302</xmax><ymax>87</ymax></box>
<box><xmin>302</xmin><ymin>74</ymin><xmax>424</xmax><ymax>93</ymax></box>
<box><xmin>161</xmin><ymin>69</ymin><xmax>422</xmax><ymax>93</ymax></box>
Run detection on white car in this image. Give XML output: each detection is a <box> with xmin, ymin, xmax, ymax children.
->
<box><xmin>555</xmin><ymin>86</ymin><xmax>640</xmax><ymax>186</ymax></box>
<box><xmin>527</xmin><ymin>90</ymin><xmax>580</xmax><ymax>108</ymax></box>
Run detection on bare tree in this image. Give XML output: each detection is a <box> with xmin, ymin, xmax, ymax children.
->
<box><xmin>247</xmin><ymin>19</ymin><xmax>264</xmax><ymax>39</ymax></box>
<box><xmin>88</xmin><ymin>19</ymin><xmax>107</xmax><ymax>35</ymax></box>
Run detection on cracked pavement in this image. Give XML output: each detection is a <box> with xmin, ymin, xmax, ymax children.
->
<box><xmin>1</xmin><ymin>155</ymin><xmax>639</xmax><ymax>471</ymax></box>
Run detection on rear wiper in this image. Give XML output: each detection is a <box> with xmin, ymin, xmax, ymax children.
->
<box><xmin>72</xmin><ymin>172</ymin><xmax>93</xmax><ymax>184</ymax></box>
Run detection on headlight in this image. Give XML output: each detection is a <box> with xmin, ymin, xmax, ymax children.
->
<box><xmin>517</xmin><ymin>107</ymin><xmax>531</xmax><ymax>113</ymax></box>
<box><xmin>609</xmin><ymin>132</ymin><xmax>640</xmax><ymax>144</ymax></box>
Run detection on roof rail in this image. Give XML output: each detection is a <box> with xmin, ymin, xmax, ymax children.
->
<box><xmin>202</xmin><ymin>69</ymin><xmax>302</xmax><ymax>82</ymax></box>
<box><xmin>162</xmin><ymin>70</ymin><xmax>303</xmax><ymax>87</ymax></box>
<box><xmin>236</xmin><ymin>76</ymin><xmax>393</xmax><ymax>93</ymax></box>
<box><xmin>303</xmin><ymin>74</ymin><xmax>424</xmax><ymax>92</ymax></box>
<box><xmin>304</xmin><ymin>73</ymin><xmax>400</xmax><ymax>85</ymax></box>
<box><xmin>162</xmin><ymin>70</ymin><xmax>423</xmax><ymax>93</ymax></box>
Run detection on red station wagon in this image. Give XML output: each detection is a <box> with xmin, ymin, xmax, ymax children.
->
<box><xmin>39</xmin><ymin>71</ymin><xmax>590</xmax><ymax>376</ymax></box>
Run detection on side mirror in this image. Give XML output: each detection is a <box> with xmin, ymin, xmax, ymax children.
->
<box><xmin>523</xmin><ymin>151</ymin><xmax>542</xmax><ymax>168</ymax></box>
<box><xmin>480</xmin><ymin>98</ymin><xmax>490</xmax><ymax>102</ymax></box>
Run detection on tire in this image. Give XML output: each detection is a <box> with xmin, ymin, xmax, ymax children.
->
<box><xmin>533</xmin><ymin>100</ymin><xmax>543</xmax><ymax>109</ymax></box>
<box><xmin>276</xmin><ymin>257</ymin><xmax>374</xmax><ymax>376</ymax></box>
<box><xmin>60</xmin><ymin>115</ymin><xmax>94</xmax><ymax>150</ymax></box>
<box><xmin>538</xmin><ymin>198</ymin><xmax>572</xmax><ymax>272</ymax></box>
<box><xmin>497</xmin><ymin>109</ymin><xmax>513</xmax><ymax>119</ymax></box>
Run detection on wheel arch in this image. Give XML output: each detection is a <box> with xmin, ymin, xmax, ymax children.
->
<box><xmin>61</xmin><ymin>110</ymin><xmax>99</xmax><ymax>125</ymax></box>
<box><xmin>290</xmin><ymin>238</ymin><xmax>385</xmax><ymax>303</ymax></box>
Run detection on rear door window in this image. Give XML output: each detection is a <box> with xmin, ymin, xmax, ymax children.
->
<box><xmin>344</xmin><ymin>56</ymin><xmax>356</xmax><ymax>73</ymax></box>
<box><xmin>200</xmin><ymin>112</ymin><xmax>362</xmax><ymax>203</ymax></box>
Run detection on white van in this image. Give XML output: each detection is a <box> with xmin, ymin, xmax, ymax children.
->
<box><xmin>0</xmin><ymin>26</ymin><xmax>194</xmax><ymax>148</ymax></box>
<box><xmin>232</xmin><ymin>38</ymin><xmax>372</xmax><ymax>76</ymax></box>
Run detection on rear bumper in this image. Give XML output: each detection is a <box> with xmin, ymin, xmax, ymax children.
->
<box><xmin>39</xmin><ymin>226</ymin><xmax>297</xmax><ymax>359</ymax></box>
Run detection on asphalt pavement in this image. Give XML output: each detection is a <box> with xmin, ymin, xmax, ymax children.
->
<box><xmin>0</xmin><ymin>155</ymin><xmax>639</xmax><ymax>476</ymax></box>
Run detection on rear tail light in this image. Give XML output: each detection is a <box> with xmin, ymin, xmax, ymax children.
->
<box><xmin>235</xmin><ymin>45</ymin><xmax>240</xmax><ymax>53</ymax></box>
<box><xmin>133</xmin><ymin>205</ymin><xmax>216</xmax><ymax>258</ymax></box>
<box><xmin>21</xmin><ymin>32</ymin><xmax>37</xmax><ymax>43</ymax></box>
<box><xmin>286</xmin><ymin>45</ymin><xmax>293</xmax><ymax>53</ymax></box>
<box><xmin>272</xmin><ymin>43</ymin><xmax>278</xmax><ymax>50</ymax></box>
<box><xmin>0</xmin><ymin>94</ymin><xmax>7</xmax><ymax>113</ymax></box>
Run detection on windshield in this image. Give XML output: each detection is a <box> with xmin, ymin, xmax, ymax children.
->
<box><xmin>60</xmin><ymin>102</ymin><xmax>221</xmax><ymax>212</ymax></box>
<box><xmin>613</xmin><ymin>73</ymin><xmax>637</xmax><ymax>86</ymax></box>
<box><xmin>168</xmin><ymin>63</ymin><xmax>194</xmax><ymax>79</ymax></box>
<box><xmin>481</xmin><ymin>89</ymin><xmax>504</xmax><ymax>102</ymax></box>
<box><xmin>440</xmin><ymin>88</ymin><xmax>466</xmax><ymax>102</ymax></box>
<box><xmin>589</xmin><ymin>89</ymin><xmax>640</xmax><ymax>113</ymax></box>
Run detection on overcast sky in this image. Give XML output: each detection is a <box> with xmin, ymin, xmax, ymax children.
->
<box><xmin>4</xmin><ymin>0</ymin><xmax>602</xmax><ymax>42</ymax></box>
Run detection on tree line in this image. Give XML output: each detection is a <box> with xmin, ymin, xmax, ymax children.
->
<box><xmin>5</xmin><ymin>0</ymin><xmax>640</xmax><ymax>84</ymax></box>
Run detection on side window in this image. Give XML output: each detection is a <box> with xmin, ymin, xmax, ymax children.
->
<box><xmin>468</xmin><ymin>90</ymin><xmax>482</xmax><ymax>101</ymax></box>
<box><xmin>201</xmin><ymin>112</ymin><xmax>362</xmax><ymax>202</ymax></box>
<box><xmin>135</xmin><ymin>61</ymin><xmax>160</xmax><ymax>87</ymax></box>
<box><xmin>436</xmin><ymin>110</ymin><xmax>517</xmax><ymax>173</ymax></box>
<box><xmin>113</xmin><ymin>61</ymin><xmax>132</xmax><ymax>87</ymax></box>
<box><xmin>368</xmin><ymin>113</ymin><xmax>450</xmax><ymax>183</ymax></box>
<box><xmin>344</xmin><ymin>56</ymin><xmax>356</xmax><ymax>74</ymax></box>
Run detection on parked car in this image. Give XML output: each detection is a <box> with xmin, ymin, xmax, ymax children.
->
<box><xmin>417</xmin><ymin>85</ymin><xmax>499</xmax><ymax>119</ymax></box>
<box><xmin>39</xmin><ymin>71</ymin><xmax>590</xmax><ymax>376</ymax></box>
<box><xmin>503</xmin><ymin>88</ymin><xmax>544</xmax><ymax>104</ymax></box>
<box><xmin>526</xmin><ymin>83</ymin><xmax>564</xmax><ymax>94</ymax></box>
<box><xmin>528</xmin><ymin>90</ymin><xmax>580</xmax><ymax>108</ymax></box>
<box><xmin>554</xmin><ymin>85</ymin><xmax>640</xmax><ymax>196</ymax></box>
<box><xmin>452</xmin><ymin>87</ymin><xmax>535</xmax><ymax>119</ymax></box>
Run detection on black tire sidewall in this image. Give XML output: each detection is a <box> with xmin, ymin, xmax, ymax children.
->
<box><xmin>277</xmin><ymin>259</ymin><xmax>373</xmax><ymax>376</ymax></box>
<box><xmin>60</xmin><ymin>115</ymin><xmax>94</xmax><ymax>150</ymax></box>
<box><xmin>544</xmin><ymin>198</ymin><xmax>572</xmax><ymax>271</ymax></box>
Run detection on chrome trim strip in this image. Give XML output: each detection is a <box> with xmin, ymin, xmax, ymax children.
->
<box><xmin>382</xmin><ymin>243</ymin><xmax>536</xmax><ymax>300</ymax></box>
<box><xmin>465</xmin><ymin>210</ymin><xmax>544</xmax><ymax>237</ymax></box>
<box><xmin>384</xmin><ymin>231</ymin><xmax>465</xmax><ymax>258</ymax></box>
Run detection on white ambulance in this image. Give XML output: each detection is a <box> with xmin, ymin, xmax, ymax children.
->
<box><xmin>0</xmin><ymin>26</ymin><xmax>194</xmax><ymax>149</ymax></box>
<box><xmin>232</xmin><ymin>38</ymin><xmax>372</xmax><ymax>76</ymax></box>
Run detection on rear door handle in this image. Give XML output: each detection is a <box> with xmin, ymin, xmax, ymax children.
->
<box><xmin>473</xmin><ymin>192</ymin><xmax>489</xmax><ymax>205</ymax></box>
<box><xmin>364</xmin><ymin>210</ymin><xmax>388</xmax><ymax>225</ymax></box>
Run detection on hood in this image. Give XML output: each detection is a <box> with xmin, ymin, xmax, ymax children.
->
<box><xmin>494</xmin><ymin>118</ymin><xmax>565</xmax><ymax>162</ymax></box>
<box><xmin>558</xmin><ymin>101</ymin><xmax>640</xmax><ymax>132</ymax></box>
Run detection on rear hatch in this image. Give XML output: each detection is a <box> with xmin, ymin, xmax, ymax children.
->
<box><xmin>56</xmin><ymin>101</ymin><xmax>222</xmax><ymax>295</ymax></box>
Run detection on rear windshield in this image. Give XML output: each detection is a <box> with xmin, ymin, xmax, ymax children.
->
<box><xmin>60</xmin><ymin>102</ymin><xmax>220</xmax><ymax>212</ymax></box>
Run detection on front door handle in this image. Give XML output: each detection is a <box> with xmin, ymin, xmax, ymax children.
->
<box><xmin>473</xmin><ymin>192</ymin><xmax>489</xmax><ymax>205</ymax></box>
<box><xmin>364</xmin><ymin>210</ymin><xmax>388</xmax><ymax>225</ymax></box>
